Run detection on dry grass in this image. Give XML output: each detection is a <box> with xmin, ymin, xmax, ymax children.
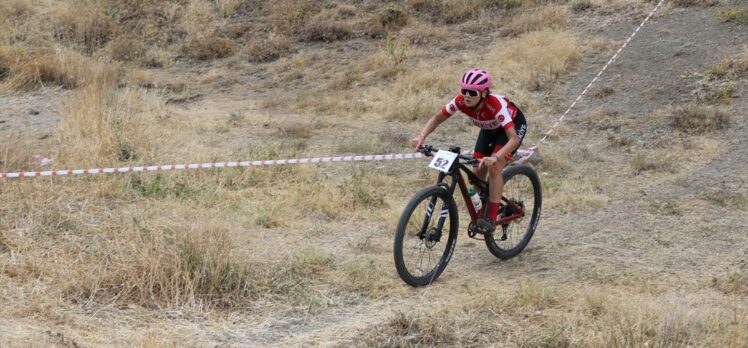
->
<box><xmin>490</xmin><ymin>29</ymin><xmax>581</xmax><ymax>91</ymax></box>
<box><xmin>0</xmin><ymin>46</ymin><xmax>90</xmax><ymax>91</ymax></box>
<box><xmin>670</xmin><ymin>106</ymin><xmax>730</xmax><ymax>134</ymax></box>
<box><xmin>243</xmin><ymin>34</ymin><xmax>294</xmax><ymax>63</ymax></box>
<box><xmin>502</xmin><ymin>4</ymin><xmax>570</xmax><ymax>36</ymax></box>
<box><xmin>354</xmin><ymin>284</ymin><xmax>747</xmax><ymax>347</ymax></box>
<box><xmin>706</xmin><ymin>49</ymin><xmax>748</xmax><ymax>81</ymax></box>
<box><xmin>267</xmin><ymin>0</ymin><xmax>317</xmax><ymax>36</ymax></box>
<box><xmin>717</xmin><ymin>8</ymin><xmax>748</xmax><ymax>23</ymax></box>
<box><xmin>671</xmin><ymin>0</ymin><xmax>719</xmax><ymax>7</ymax></box>
<box><xmin>629</xmin><ymin>153</ymin><xmax>678</xmax><ymax>175</ymax></box>
<box><xmin>56</xmin><ymin>79</ymin><xmax>163</xmax><ymax>166</ymax></box>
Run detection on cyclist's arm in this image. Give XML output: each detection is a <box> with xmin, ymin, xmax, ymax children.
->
<box><xmin>414</xmin><ymin>111</ymin><xmax>449</xmax><ymax>150</ymax></box>
<box><xmin>494</xmin><ymin>126</ymin><xmax>520</xmax><ymax>160</ymax></box>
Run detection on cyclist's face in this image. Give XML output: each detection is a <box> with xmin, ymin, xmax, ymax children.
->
<box><xmin>462</xmin><ymin>89</ymin><xmax>483</xmax><ymax>107</ymax></box>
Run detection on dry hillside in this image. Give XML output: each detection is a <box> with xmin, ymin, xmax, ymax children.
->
<box><xmin>1</xmin><ymin>0</ymin><xmax>746</xmax><ymax>346</ymax></box>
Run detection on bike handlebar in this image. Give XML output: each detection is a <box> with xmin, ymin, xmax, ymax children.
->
<box><xmin>419</xmin><ymin>144</ymin><xmax>479</xmax><ymax>165</ymax></box>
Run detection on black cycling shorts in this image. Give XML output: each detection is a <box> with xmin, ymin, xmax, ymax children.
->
<box><xmin>473</xmin><ymin>107</ymin><xmax>527</xmax><ymax>160</ymax></box>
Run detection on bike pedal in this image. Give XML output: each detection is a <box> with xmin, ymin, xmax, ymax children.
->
<box><xmin>476</xmin><ymin>218</ymin><xmax>496</xmax><ymax>234</ymax></box>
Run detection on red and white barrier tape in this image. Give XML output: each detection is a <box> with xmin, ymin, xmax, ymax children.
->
<box><xmin>1</xmin><ymin>149</ymin><xmax>537</xmax><ymax>179</ymax></box>
<box><xmin>1</xmin><ymin>1</ymin><xmax>664</xmax><ymax>179</ymax></box>
<box><xmin>1</xmin><ymin>153</ymin><xmax>426</xmax><ymax>179</ymax></box>
<box><xmin>538</xmin><ymin>0</ymin><xmax>666</xmax><ymax>143</ymax></box>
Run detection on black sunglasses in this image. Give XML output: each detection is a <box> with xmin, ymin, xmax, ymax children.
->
<box><xmin>461</xmin><ymin>89</ymin><xmax>479</xmax><ymax>97</ymax></box>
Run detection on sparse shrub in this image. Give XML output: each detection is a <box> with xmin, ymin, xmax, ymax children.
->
<box><xmin>51</xmin><ymin>0</ymin><xmax>116</xmax><ymax>53</ymax></box>
<box><xmin>706</xmin><ymin>50</ymin><xmax>748</xmax><ymax>80</ymax></box>
<box><xmin>326</xmin><ymin>67</ymin><xmax>363</xmax><ymax>90</ymax></box>
<box><xmin>629</xmin><ymin>153</ymin><xmax>676</xmax><ymax>175</ymax></box>
<box><xmin>336</xmin><ymin>138</ymin><xmax>380</xmax><ymax>154</ymax></box>
<box><xmin>696</xmin><ymin>85</ymin><xmax>736</xmax><ymax>104</ymax></box>
<box><xmin>373</xmin><ymin>5</ymin><xmax>409</xmax><ymax>34</ymax></box>
<box><xmin>672</xmin><ymin>0</ymin><xmax>718</xmax><ymax>7</ymax></box>
<box><xmin>244</xmin><ymin>33</ymin><xmax>293</xmax><ymax>62</ymax></box>
<box><xmin>705</xmin><ymin>186</ymin><xmax>747</xmax><ymax>210</ymax></box>
<box><xmin>592</xmin><ymin>86</ymin><xmax>615</xmax><ymax>98</ymax></box>
<box><xmin>654</xmin><ymin>200</ymin><xmax>683</xmax><ymax>216</ymax></box>
<box><xmin>57</xmin><ymin>81</ymin><xmax>160</xmax><ymax>166</ymax></box>
<box><xmin>255</xmin><ymin>204</ymin><xmax>286</xmax><ymax>228</ymax></box>
<box><xmin>267</xmin><ymin>249</ymin><xmax>333</xmax><ymax>302</ymax></box>
<box><xmin>108</xmin><ymin>37</ymin><xmax>146</xmax><ymax>62</ymax></box>
<box><xmin>0</xmin><ymin>0</ymin><xmax>34</xmax><ymax>19</ymax></box>
<box><xmin>216</xmin><ymin>0</ymin><xmax>242</xmax><ymax>17</ymax></box>
<box><xmin>358</xmin><ymin>311</ymin><xmax>457</xmax><ymax>346</ymax></box>
<box><xmin>501</xmin><ymin>5</ymin><xmax>569</xmax><ymax>36</ymax></box>
<box><xmin>128</xmin><ymin>174</ymin><xmax>198</xmax><ymax>200</ymax></box>
<box><xmin>0</xmin><ymin>46</ymin><xmax>84</xmax><ymax>90</ymax></box>
<box><xmin>571</xmin><ymin>0</ymin><xmax>595</xmax><ymax>12</ymax></box>
<box><xmin>346</xmin><ymin>171</ymin><xmax>386</xmax><ymax>209</ymax></box>
<box><xmin>509</xmin><ymin>279</ymin><xmax>558</xmax><ymax>310</ymax></box>
<box><xmin>717</xmin><ymin>8</ymin><xmax>748</xmax><ymax>23</ymax></box>
<box><xmin>227</xmin><ymin>111</ymin><xmax>245</xmax><ymax>127</ymax></box>
<box><xmin>184</xmin><ymin>36</ymin><xmax>235</xmax><ymax>61</ymax></box>
<box><xmin>302</xmin><ymin>20</ymin><xmax>352</xmax><ymax>43</ymax></box>
<box><xmin>491</xmin><ymin>30</ymin><xmax>580</xmax><ymax>91</ymax></box>
<box><xmin>671</xmin><ymin>106</ymin><xmax>730</xmax><ymax>134</ymax></box>
<box><xmin>141</xmin><ymin>49</ymin><xmax>173</xmax><ymax>68</ymax></box>
<box><xmin>60</xmin><ymin>219</ymin><xmax>259</xmax><ymax>309</ymax></box>
<box><xmin>409</xmin><ymin>0</ymin><xmax>521</xmax><ymax>24</ymax></box>
<box><xmin>378</xmin><ymin>130</ymin><xmax>411</xmax><ymax>149</ymax></box>
<box><xmin>275</xmin><ymin>122</ymin><xmax>313</xmax><ymax>139</ymax></box>
<box><xmin>340</xmin><ymin>258</ymin><xmax>392</xmax><ymax>297</ymax></box>
<box><xmin>400</xmin><ymin>21</ymin><xmax>447</xmax><ymax>45</ymax></box>
<box><xmin>712</xmin><ymin>263</ymin><xmax>748</xmax><ymax>295</ymax></box>
<box><xmin>267</xmin><ymin>0</ymin><xmax>317</xmax><ymax>35</ymax></box>
<box><xmin>386</xmin><ymin>90</ymin><xmax>441</xmax><ymax>122</ymax></box>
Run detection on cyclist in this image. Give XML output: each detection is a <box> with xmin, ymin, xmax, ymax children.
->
<box><xmin>413</xmin><ymin>68</ymin><xmax>527</xmax><ymax>231</ymax></box>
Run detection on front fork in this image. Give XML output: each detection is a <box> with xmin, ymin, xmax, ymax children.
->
<box><xmin>419</xmin><ymin>172</ymin><xmax>456</xmax><ymax>241</ymax></box>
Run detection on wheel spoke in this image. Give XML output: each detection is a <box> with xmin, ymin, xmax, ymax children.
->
<box><xmin>395</xmin><ymin>189</ymin><xmax>455</xmax><ymax>285</ymax></box>
<box><xmin>484</xmin><ymin>166</ymin><xmax>541</xmax><ymax>260</ymax></box>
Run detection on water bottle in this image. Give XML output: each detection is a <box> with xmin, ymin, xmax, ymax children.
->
<box><xmin>467</xmin><ymin>187</ymin><xmax>482</xmax><ymax>212</ymax></box>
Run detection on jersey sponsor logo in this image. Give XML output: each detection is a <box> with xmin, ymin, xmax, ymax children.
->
<box><xmin>471</xmin><ymin>118</ymin><xmax>500</xmax><ymax>129</ymax></box>
<box><xmin>498</xmin><ymin>115</ymin><xmax>505</xmax><ymax>123</ymax></box>
<box><xmin>447</xmin><ymin>104</ymin><xmax>455</xmax><ymax>113</ymax></box>
<box><xmin>517</xmin><ymin>123</ymin><xmax>527</xmax><ymax>140</ymax></box>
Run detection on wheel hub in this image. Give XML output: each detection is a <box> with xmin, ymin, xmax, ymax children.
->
<box><xmin>418</xmin><ymin>227</ymin><xmax>442</xmax><ymax>247</ymax></box>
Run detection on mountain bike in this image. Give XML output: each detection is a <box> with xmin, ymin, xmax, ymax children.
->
<box><xmin>393</xmin><ymin>145</ymin><xmax>542</xmax><ymax>287</ymax></box>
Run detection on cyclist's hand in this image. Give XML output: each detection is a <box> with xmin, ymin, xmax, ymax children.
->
<box><xmin>411</xmin><ymin>135</ymin><xmax>425</xmax><ymax>152</ymax></box>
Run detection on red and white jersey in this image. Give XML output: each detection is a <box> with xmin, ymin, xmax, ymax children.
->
<box><xmin>441</xmin><ymin>94</ymin><xmax>518</xmax><ymax>131</ymax></box>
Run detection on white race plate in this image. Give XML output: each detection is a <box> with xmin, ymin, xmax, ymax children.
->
<box><xmin>428</xmin><ymin>150</ymin><xmax>458</xmax><ymax>173</ymax></box>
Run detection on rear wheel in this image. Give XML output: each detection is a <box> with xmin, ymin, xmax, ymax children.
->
<box><xmin>394</xmin><ymin>186</ymin><xmax>458</xmax><ymax>287</ymax></box>
<box><xmin>485</xmin><ymin>164</ymin><xmax>542</xmax><ymax>260</ymax></box>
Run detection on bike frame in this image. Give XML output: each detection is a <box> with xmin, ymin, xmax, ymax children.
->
<box><xmin>423</xmin><ymin>147</ymin><xmax>526</xmax><ymax>236</ymax></box>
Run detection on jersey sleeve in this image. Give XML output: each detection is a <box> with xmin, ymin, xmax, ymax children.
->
<box><xmin>496</xmin><ymin>98</ymin><xmax>517</xmax><ymax>130</ymax></box>
<box><xmin>441</xmin><ymin>95</ymin><xmax>462</xmax><ymax>117</ymax></box>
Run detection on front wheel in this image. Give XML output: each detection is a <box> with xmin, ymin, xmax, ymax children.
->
<box><xmin>394</xmin><ymin>186</ymin><xmax>459</xmax><ymax>287</ymax></box>
<box><xmin>485</xmin><ymin>164</ymin><xmax>542</xmax><ymax>260</ymax></box>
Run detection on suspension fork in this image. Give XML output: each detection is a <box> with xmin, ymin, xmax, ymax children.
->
<box><xmin>420</xmin><ymin>172</ymin><xmax>457</xmax><ymax>239</ymax></box>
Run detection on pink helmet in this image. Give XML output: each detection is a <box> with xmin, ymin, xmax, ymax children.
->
<box><xmin>460</xmin><ymin>69</ymin><xmax>492</xmax><ymax>91</ymax></box>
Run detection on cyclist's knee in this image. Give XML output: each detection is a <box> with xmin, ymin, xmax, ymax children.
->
<box><xmin>484</xmin><ymin>157</ymin><xmax>503</xmax><ymax>174</ymax></box>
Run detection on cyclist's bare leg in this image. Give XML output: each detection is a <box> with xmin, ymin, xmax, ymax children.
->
<box><xmin>483</xmin><ymin>156</ymin><xmax>506</xmax><ymax>203</ymax></box>
<box><xmin>472</xmin><ymin>164</ymin><xmax>488</xmax><ymax>182</ymax></box>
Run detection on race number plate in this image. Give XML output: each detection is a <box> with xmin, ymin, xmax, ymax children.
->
<box><xmin>429</xmin><ymin>150</ymin><xmax>458</xmax><ymax>173</ymax></box>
